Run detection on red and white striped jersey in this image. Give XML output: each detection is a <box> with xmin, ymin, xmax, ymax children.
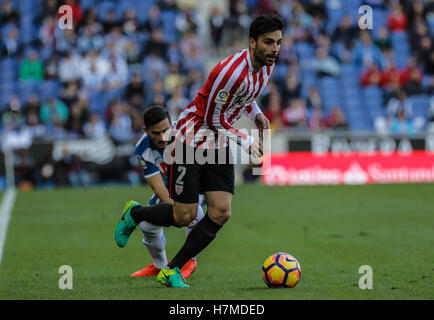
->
<box><xmin>174</xmin><ymin>48</ymin><xmax>274</xmax><ymax>148</ymax></box>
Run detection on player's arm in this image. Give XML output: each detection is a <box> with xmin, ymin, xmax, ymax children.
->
<box><xmin>137</xmin><ymin>155</ymin><xmax>173</xmax><ymax>204</ymax></box>
<box><xmin>145</xmin><ymin>173</ymin><xmax>173</xmax><ymax>204</ymax></box>
<box><xmin>243</xmin><ymin>100</ymin><xmax>270</xmax><ymax>136</ymax></box>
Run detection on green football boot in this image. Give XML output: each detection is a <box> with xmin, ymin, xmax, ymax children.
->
<box><xmin>157</xmin><ymin>267</ymin><xmax>190</xmax><ymax>288</ymax></box>
<box><xmin>114</xmin><ymin>200</ymin><xmax>140</xmax><ymax>248</ymax></box>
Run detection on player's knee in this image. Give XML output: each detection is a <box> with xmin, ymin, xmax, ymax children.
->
<box><xmin>173</xmin><ymin>206</ymin><xmax>197</xmax><ymax>227</ymax></box>
<box><xmin>209</xmin><ymin>206</ymin><xmax>231</xmax><ymax>225</ymax></box>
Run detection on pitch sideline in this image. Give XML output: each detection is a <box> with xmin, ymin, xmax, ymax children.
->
<box><xmin>0</xmin><ymin>188</ymin><xmax>17</xmax><ymax>267</ymax></box>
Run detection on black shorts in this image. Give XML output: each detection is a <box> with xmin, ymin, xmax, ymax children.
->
<box><xmin>168</xmin><ymin>144</ymin><xmax>235</xmax><ymax>204</ymax></box>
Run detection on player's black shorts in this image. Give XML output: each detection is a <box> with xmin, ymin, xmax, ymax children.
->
<box><xmin>168</xmin><ymin>143</ymin><xmax>234</xmax><ymax>204</ymax></box>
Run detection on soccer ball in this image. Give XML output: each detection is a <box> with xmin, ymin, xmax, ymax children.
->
<box><xmin>262</xmin><ymin>252</ymin><xmax>301</xmax><ymax>288</ymax></box>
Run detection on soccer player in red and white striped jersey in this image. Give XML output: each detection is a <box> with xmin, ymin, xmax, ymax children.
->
<box><xmin>115</xmin><ymin>15</ymin><xmax>284</xmax><ymax>287</ymax></box>
<box><xmin>175</xmin><ymin>44</ymin><xmax>276</xmax><ymax>150</ymax></box>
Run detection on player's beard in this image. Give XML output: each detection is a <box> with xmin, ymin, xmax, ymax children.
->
<box><xmin>253</xmin><ymin>47</ymin><xmax>276</xmax><ymax>67</ymax></box>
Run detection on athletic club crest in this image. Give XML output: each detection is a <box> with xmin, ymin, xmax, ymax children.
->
<box><xmin>175</xmin><ymin>184</ymin><xmax>184</xmax><ymax>195</ymax></box>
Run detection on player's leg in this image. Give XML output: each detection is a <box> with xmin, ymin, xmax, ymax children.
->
<box><xmin>130</xmin><ymin>221</ymin><xmax>167</xmax><ymax>277</ymax></box>
<box><xmin>114</xmin><ymin>162</ymin><xmax>199</xmax><ymax>248</ymax></box>
<box><xmin>164</xmin><ymin>148</ymin><xmax>234</xmax><ymax>274</ymax></box>
<box><xmin>180</xmin><ymin>196</ymin><xmax>205</xmax><ymax>278</ymax></box>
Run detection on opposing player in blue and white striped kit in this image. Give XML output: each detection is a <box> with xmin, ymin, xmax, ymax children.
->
<box><xmin>130</xmin><ymin>106</ymin><xmax>204</xmax><ymax>279</ymax></box>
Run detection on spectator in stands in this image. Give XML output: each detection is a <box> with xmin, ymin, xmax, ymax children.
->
<box><xmin>307</xmin><ymin>0</ymin><xmax>328</xmax><ymax>21</ymax></box>
<box><xmin>77</xmin><ymin>23</ymin><xmax>105</xmax><ymax>54</ymax></box>
<box><xmin>44</xmin><ymin>53</ymin><xmax>59</xmax><ymax>80</ymax></box>
<box><xmin>143</xmin><ymin>5</ymin><xmax>164</xmax><ymax>33</ymax></box>
<box><xmin>278</xmin><ymin>35</ymin><xmax>298</xmax><ymax>66</ymax></box>
<box><xmin>40</xmin><ymin>97</ymin><xmax>69</xmax><ymax>126</ymax></box>
<box><xmin>176</xmin><ymin>6</ymin><xmax>199</xmax><ymax>33</ymax></box>
<box><xmin>39</xmin><ymin>16</ymin><xmax>56</xmax><ymax>48</ymax></box>
<box><xmin>125</xmin><ymin>72</ymin><xmax>145</xmax><ymax>107</ymax></box>
<box><xmin>60</xmin><ymin>81</ymin><xmax>79</xmax><ymax>107</ymax></box>
<box><xmin>55</xmin><ymin>28</ymin><xmax>78</xmax><ymax>55</ymax></box>
<box><xmin>83</xmin><ymin>113</ymin><xmax>107</xmax><ymax>139</ymax></box>
<box><xmin>24</xmin><ymin>111</ymin><xmax>46</xmax><ymax>139</ymax></box>
<box><xmin>65</xmin><ymin>98</ymin><xmax>89</xmax><ymax>138</ymax></box>
<box><xmin>308</xmin><ymin>105</ymin><xmax>325</xmax><ymax>130</ymax></box>
<box><xmin>353</xmin><ymin>30</ymin><xmax>384</xmax><ymax>70</ymax></box>
<box><xmin>101</xmin><ymin>55</ymin><xmax>128</xmax><ymax>90</ymax></box>
<box><xmin>380</xmin><ymin>58</ymin><xmax>401</xmax><ymax>89</ymax></box>
<box><xmin>103</xmin><ymin>26</ymin><xmax>129</xmax><ymax>59</ymax></box>
<box><xmin>164</xmin><ymin>62</ymin><xmax>184</xmax><ymax>94</ymax></box>
<box><xmin>19</xmin><ymin>49</ymin><xmax>44</xmax><ymax>82</ymax></box>
<box><xmin>306</xmin><ymin>86</ymin><xmax>323</xmax><ymax>111</ymax></box>
<box><xmin>101</xmin><ymin>8</ymin><xmax>121</xmax><ymax>33</ymax></box>
<box><xmin>409</xmin><ymin>19</ymin><xmax>429</xmax><ymax>54</ymax></box>
<box><xmin>264</xmin><ymin>92</ymin><xmax>285</xmax><ymax>131</ymax></box>
<box><xmin>324</xmin><ymin>105</ymin><xmax>348</xmax><ymax>129</ymax></box>
<box><xmin>80</xmin><ymin>49</ymin><xmax>110</xmax><ymax>90</ymax></box>
<box><xmin>399</xmin><ymin>57</ymin><xmax>424</xmax><ymax>88</ymax></box>
<box><xmin>185</xmin><ymin>68</ymin><xmax>203</xmax><ymax>100</ymax></box>
<box><xmin>281</xmin><ymin>71</ymin><xmax>302</xmax><ymax>105</ymax></box>
<box><xmin>0</xmin><ymin>35</ymin><xmax>8</xmax><ymax>57</ymax></box>
<box><xmin>58</xmin><ymin>51</ymin><xmax>82</xmax><ymax>84</ymax></box>
<box><xmin>404</xmin><ymin>69</ymin><xmax>425</xmax><ymax>96</ymax></box>
<box><xmin>282</xmin><ymin>98</ymin><xmax>308</xmax><ymax>128</ymax></box>
<box><xmin>167</xmin><ymin>83</ymin><xmax>189</xmax><ymax>121</ymax></box>
<box><xmin>142</xmin><ymin>51</ymin><xmax>168</xmax><ymax>82</ymax></box>
<box><xmin>179</xmin><ymin>30</ymin><xmax>204</xmax><ymax>63</ymax></box>
<box><xmin>122</xmin><ymin>9</ymin><xmax>140</xmax><ymax>38</ymax></box>
<box><xmin>1</xmin><ymin>96</ymin><xmax>24</xmax><ymax>132</ymax></box>
<box><xmin>390</xmin><ymin>107</ymin><xmax>415</xmax><ymax>135</ymax></box>
<box><xmin>331</xmin><ymin>15</ymin><xmax>359</xmax><ymax>49</ymax></box>
<box><xmin>3</xmin><ymin>25</ymin><xmax>21</xmax><ymax>57</ymax></box>
<box><xmin>407</xmin><ymin>0</ymin><xmax>427</xmax><ymax>26</ymax></box>
<box><xmin>415</xmin><ymin>36</ymin><xmax>432</xmax><ymax>72</ymax></box>
<box><xmin>387</xmin><ymin>2</ymin><xmax>408</xmax><ymax>33</ymax></box>
<box><xmin>374</xmin><ymin>27</ymin><xmax>392</xmax><ymax>53</ymax></box>
<box><xmin>209</xmin><ymin>6</ymin><xmax>225</xmax><ymax>52</ymax></box>
<box><xmin>0</xmin><ymin>0</ymin><xmax>19</xmax><ymax>25</ymax></box>
<box><xmin>43</xmin><ymin>0</ymin><xmax>60</xmax><ymax>19</ymax></box>
<box><xmin>386</xmin><ymin>90</ymin><xmax>413</xmax><ymax>120</ymax></box>
<box><xmin>360</xmin><ymin>62</ymin><xmax>382</xmax><ymax>87</ymax></box>
<box><xmin>23</xmin><ymin>94</ymin><xmax>41</xmax><ymax>119</ymax></box>
<box><xmin>108</xmin><ymin>102</ymin><xmax>133</xmax><ymax>143</ymax></box>
<box><xmin>310</xmin><ymin>46</ymin><xmax>341</xmax><ymax>77</ymax></box>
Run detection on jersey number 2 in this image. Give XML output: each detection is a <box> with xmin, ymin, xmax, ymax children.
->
<box><xmin>176</xmin><ymin>166</ymin><xmax>186</xmax><ymax>185</ymax></box>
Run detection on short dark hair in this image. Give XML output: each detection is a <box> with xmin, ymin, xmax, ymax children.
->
<box><xmin>249</xmin><ymin>14</ymin><xmax>284</xmax><ymax>41</ymax></box>
<box><xmin>143</xmin><ymin>105</ymin><xmax>170</xmax><ymax>128</ymax></box>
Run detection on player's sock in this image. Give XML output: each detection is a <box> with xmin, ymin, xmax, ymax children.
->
<box><xmin>140</xmin><ymin>222</ymin><xmax>168</xmax><ymax>269</ymax></box>
<box><xmin>130</xmin><ymin>202</ymin><xmax>177</xmax><ymax>227</ymax></box>
<box><xmin>184</xmin><ymin>202</ymin><xmax>205</xmax><ymax>260</ymax></box>
<box><xmin>168</xmin><ymin>213</ymin><xmax>221</xmax><ymax>269</ymax></box>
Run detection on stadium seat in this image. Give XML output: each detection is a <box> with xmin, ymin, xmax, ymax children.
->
<box><xmin>410</xmin><ymin>95</ymin><xmax>430</xmax><ymax>117</ymax></box>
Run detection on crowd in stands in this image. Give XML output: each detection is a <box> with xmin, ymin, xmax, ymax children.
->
<box><xmin>1</xmin><ymin>0</ymin><xmax>434</xmax><ymax>146</ymax></box>
<box><xmin>1</xmin><ymin>0</ymin><xmax>434</xmax><ymax>188</ymax></box>
<box><xmin>239</xmin><ymin>0</ymin><xmax>434</xmax><ymax>134</ymax></box>
<box><xmin>0</xmin><ymin>0</ymin><xmax>205</xmax><ymax>148</ymax></box>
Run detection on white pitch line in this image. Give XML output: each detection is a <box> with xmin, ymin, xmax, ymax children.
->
<box><xmin>0</xmin><ymin>188</ymin><xmax>17</xmax><ymax>267</ymax></box>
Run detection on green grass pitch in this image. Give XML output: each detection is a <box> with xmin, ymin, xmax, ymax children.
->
<box><xmin>0</xmin><ymin>183</ymin><xmax>433</xmax><ymax>299</ymax></box>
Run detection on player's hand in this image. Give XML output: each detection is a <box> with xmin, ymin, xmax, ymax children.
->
<box><xmin>254</xmin><ymin>113</ymin><xmax>270</xmax><ymax>139</ymax></box>
<box><xmin>248</xmin><ymin>137</ymin><xmax>263</xmax><ymax>158</ymax></box>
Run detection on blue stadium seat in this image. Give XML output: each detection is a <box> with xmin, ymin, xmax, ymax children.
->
<box><xmin>40</xmin><ymin>80</ymin><xmax>60</xmax><ymax>102</ymax></box>
<box><xmin>410</xmin><ymin>95</ymin><xmax>430</xmax><ymax>116</ymax></box>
